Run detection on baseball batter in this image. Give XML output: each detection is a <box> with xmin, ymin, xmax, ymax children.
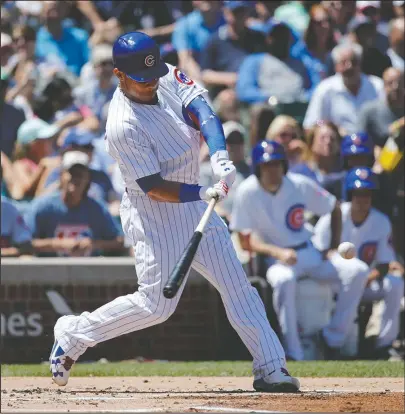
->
<box><xmin>49</xmin><ymin>32</ymin><xmax>299</xmax><ymax>393</ymax></box>
<box><xmin>230</xmin><ymin>141</ymin><xmax>369</xmax><ymax>361</ymax></box>
<box><xmin>313</xmin><ymin>167</ymin><xmax>404</xmax><ymax>358</ymax></box>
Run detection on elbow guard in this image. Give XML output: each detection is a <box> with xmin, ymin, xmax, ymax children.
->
<box><xmin>186</xmin><ymin>95</ymin><xmax>226</xmax><ymax>156</ymax></box>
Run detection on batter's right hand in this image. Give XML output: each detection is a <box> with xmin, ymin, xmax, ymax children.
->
<box><xmin>278</xmin><ymin>248</ymin><xmax>297</xmax><ymax>266</ymax></box>
<box><xmin>200</xmin><ymin>180</ymin><xmax>229</xmax><ymax>202</ymax></box>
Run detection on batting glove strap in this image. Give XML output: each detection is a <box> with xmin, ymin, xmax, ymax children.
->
<box><xmin>200</xmin><ymin>180</ymin><xmax>229</xmax><ymax>202</ymax></box>
<box><xmin>210</xmin><ymin>151</ymin><xmax>237</xmax><ymax>188</ymax></box>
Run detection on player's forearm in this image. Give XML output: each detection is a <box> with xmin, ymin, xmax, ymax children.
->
<box><xmin>147</xmin><ymin>181</ymin><xmax>183</xmax><ymax>202</ymax></box>
<box><xmin>1</xmin><ymin>247</ymin><xmax>22</xmax><ymax>257</ymax></box>
<box><xmin>32</xmin><ymin>238</ymin><xmax>69</xmax><ymax>253</ymax></box>
<box><xmin>329</xmin><ymin>202</ymin><xmax>342</xmax><ymax>250</ymax></box>
<box><xmin>245</xmin><ymin>232</ymin><xmax>284</xmax><ymax>260</ymax></box>
<box><xmin>1</xmin><ymin>242</ymin><xmax>33</xmax><ymax>257</ymax></box>
<box><xmin>201</xmin><ymin>70</ymin><xmax>237</xmax><ymax>87</ymax></box>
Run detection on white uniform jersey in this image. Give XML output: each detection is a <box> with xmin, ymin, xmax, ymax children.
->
<box><xmin>230</xmin><ymin>173</ymin><xmax>336</xmax><ymax>248</ymax></box>
<box><xmin>313</xmin><ymin>202</ymin><xmax>395</xmax><ymax>266</ymax></box>
<box><xmin>105</xmin><ymin>64</ymin><xmax>206</xmax><ymax>193</ymax></box>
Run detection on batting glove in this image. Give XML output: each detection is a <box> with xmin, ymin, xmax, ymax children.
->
<box><xmin>199</xmin><ymin>180</ymin><xmax>229</xmax><ymax>202</ymax></box>
<box><xmin>210</xmin><ymin>150</ymin><xmax>237</xmax><ymax>189</ymax></box>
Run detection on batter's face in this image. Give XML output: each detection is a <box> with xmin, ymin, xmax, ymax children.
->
<box><xmin>259</xmin><ymin>160</ymin><xmax>284</xmax><ymax>192</ymax></box>
<box><xmin>114</xmin><ymin>69</ymin><xmax>159</xmax><ymax>103</ymax></box>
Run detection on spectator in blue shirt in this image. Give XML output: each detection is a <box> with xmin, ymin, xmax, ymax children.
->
<box><xmin>200</xmin><ymin>1</ymin><xmax>266</xmax><ymax>98</ymax></box>
<box><xmin>172</xmin><ymin>0</ymin><xmax>225</xmax><ymax>82</ymax></box>
<box><xmin>36</xmin><ymin>1</ymin><xmax>90</xmax><ymax>77</ymax></box>
<box><xmin>236</xmin><ymin>20</ymin><xmax>312</xmax><ymax>105</ymax></box>
<box><xmin>1</xmin><ymin>196</ymin><xmax>33</xmax><ymax>257</ymax></box>
<box><xmin>26</xmin><ymin>151</ymin><xmax>124</xmax><ymax>257</ymax></box>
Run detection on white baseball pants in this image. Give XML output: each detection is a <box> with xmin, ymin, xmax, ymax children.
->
<box><xmin>54</xmin><ymin>193</ymin><xmax>286</xmax><ymax>379</ymax></box>
<box><xmin>266</xmin><ymin>246</ymin><xmax>369</xmax><ymax>360</ymax></box>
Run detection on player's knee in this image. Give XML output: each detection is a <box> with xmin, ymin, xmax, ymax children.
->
<box><xmin>345</xmin><ymin>258</ymin><xmax>369</xmax><ymax>282</ymax></box>
<box><xmin>266</xmin><ymin>265</ymin><xmax>295</xmax><ymax>288</ymax></box>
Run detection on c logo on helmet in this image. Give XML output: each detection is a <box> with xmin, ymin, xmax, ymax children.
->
<box><xmin>174</xmin><ymin>68</ymin><xmax>194</xmax><ymax>85</ymax></box>
<box><xmin>359</xmin><ymin>241</ymin><xmax>377</xmax><ymax>265</ymax></box>
<box><xmin>145</xmin><ymin>55</ymin><xmax>155</xmax><ymax>67</ymax></box>
<box><xmin>286</xmin><ymin>204</ymin><xmax>305</xmax><ymax>232</ymax></box>
<box><xmin>351</xmin><ymin>135</ymin><xmax>362</xmax><ymax>145</ymax></box>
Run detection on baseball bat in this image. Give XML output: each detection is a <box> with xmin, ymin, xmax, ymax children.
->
<box><xmin>163</xmin><ymin>197</ymin><xmax>217</xmax><ymax>299</ymax></box>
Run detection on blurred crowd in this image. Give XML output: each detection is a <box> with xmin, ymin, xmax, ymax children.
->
<box><xmin>1</xmin><ymin>1</ymin><xmax>404</xmax><ymax>358</ymax></box>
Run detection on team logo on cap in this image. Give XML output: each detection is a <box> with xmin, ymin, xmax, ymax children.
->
<box><xmin>264</xmin><ymin>143</ymin><xmax>274</xmax><ymax>154</ymax></box>
<box><xmin>174</xmin><ymin>68</ymin><xmax>194</xmax><ymax>85</ymax></box>
<box><xmin>286</xmin><ymin>203</ymin><xmax>305</xmax><ymax>232</ymax></box>
<box><xmin>145</xmin><ymin>55</ymin><xmax>155</xmax><ymax>67</ymax></box>
<box><xmin>351</xmin><ymin>134</ymin><xmax>362</xmax><ymax>145</ymax></box>
<box><xmin>359</xmin><ymin>241</ymin><xmax>377</xmax><ymax>265</ymax></box>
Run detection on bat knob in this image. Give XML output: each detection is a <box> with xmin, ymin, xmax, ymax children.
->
<box><xmin>163</xmin><ymin>286</ymin><xmax>176</xmax><ymax>299</ymax></box>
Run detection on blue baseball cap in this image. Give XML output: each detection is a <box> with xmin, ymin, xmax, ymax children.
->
<box><xmin>63</xmin><ymin>128</ymin><xmax>97</xmax><ymax>149</ymax></box>
<box><xmin>17</xmin><ymin>118</ymin><xmax>59</xmax><ymax>145</ymax></box>
<box><xmin>113</xmin><ymin>32</ymin><xmax>169</xmax><ymax>82</ymax></box>
<box><xmin>223</xmin><ymin>1</ymin><xmax>252</xmax><ymax>10</ymax></box>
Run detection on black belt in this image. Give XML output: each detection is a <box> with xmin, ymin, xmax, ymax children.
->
<box><xmin>289</xmin><ymin>241</ymin><xmax>309</xmax><ymax>251</ymax></box>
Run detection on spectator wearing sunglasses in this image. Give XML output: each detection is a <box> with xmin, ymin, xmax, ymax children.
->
<box><xmin>265</xmin><ymin>115</ymin><xmax>306</xmax><ymax>168</ymax></box>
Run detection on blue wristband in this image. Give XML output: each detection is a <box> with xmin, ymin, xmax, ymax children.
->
<box><xmin>179</xmin><ymin>184</ymin><xmax>202</xmax><ymax>203</ymax></box>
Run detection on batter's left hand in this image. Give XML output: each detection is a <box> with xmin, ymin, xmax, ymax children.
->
<box><xmin>210</xmin><ymin>151</ymin><xmax>237</xmax><ymax>189</ymax></box>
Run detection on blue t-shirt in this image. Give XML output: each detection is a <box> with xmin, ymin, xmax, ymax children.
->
<box><xmin>36</xmin><ymin>26</ymin><xmax>90</xmax><ymax>76</ymax></box>
<box><xmin>26</xmin><ymin>192</ymin><xmax>122</xmax><ymax>256</ymax></box>
<box><xmin>172</xmin><ymin>10</ymin><xmax>225</xmax><ymax>61</ymax></box>
<box><xmin>1</xmin><ymin>197</ymin><xmax>32</xmax><ymax>248</ymax></box>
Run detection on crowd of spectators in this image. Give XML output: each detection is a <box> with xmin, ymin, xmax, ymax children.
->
<box><xmin>1</xmin><ymin>0</ymin><xmax>404</xmax><ymax>359</ymax></box>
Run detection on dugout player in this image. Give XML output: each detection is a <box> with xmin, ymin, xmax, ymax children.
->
<box><xmin>313</xmin><ymin>167</ymin><xmax>404</xmax><ymax>359</ymax></box>
<box><xmin>230</xmin><ymin>140</ymin><xmax>369</xmax><ymax>361</ymax></box>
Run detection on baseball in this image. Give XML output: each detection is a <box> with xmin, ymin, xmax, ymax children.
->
<box><xmin>338</xmin><ymin>242</ymin><xmax>356</xmax><ymax>259</ymax></box>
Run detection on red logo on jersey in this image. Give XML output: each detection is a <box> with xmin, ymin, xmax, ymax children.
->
<box><xmin>286</xmin><ymin>204</ymin><xmax>305</xmax><ymax>232</ymax></box>
<box><xmin>174</xmin><ymin>68</ymin><xmax>194</xmax><ymax>85</ymax></box>
<box><xmin>359</xmin><ymin>241</ymin><xmax>377</xmax><ymax>265</ymax></box>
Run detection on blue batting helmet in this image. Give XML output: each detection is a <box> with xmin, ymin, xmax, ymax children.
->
<box><xmin>252</xmin><ymin>140</ymin><xmax>287</xmax><ymax>174</ymax></box>
<box><xmin>341</xmin><ymin>132</ymin><xmax>374</xmax><ymax>156</ymax></box>
<box><xmin>345</xmin><ymin>167</ymin><xmax>379</xmax><ymax>192</ymax></box>
<box><xmin>113</xmin><ymin>32</ymin><xmax>169</xmax><ymax>82</ymax></box>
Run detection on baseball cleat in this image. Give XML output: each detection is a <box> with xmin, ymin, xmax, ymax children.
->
<box><xmin>49</xmin><ymin>340</ymin><xmax>75</xmax><ymax>386</ymax></box>
<box><xmin>253</xmin><ymin>367</ymin><xmax>300</xmax><ymax>393</ymax></box>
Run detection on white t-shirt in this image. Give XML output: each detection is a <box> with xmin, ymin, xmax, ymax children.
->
<box><xmin>230</xmin><ymin>173</ymin><xmax>336</xmax><ymax>248</ymax></box>
<box><xmin>105</xmin><ymin>64</ymin><xmax>206</xmax><ymax>193</ymax></box>
<box><xmin>313</xmin><ymin>201</ymin><xmax>395</xmax><ymax>266</ymax></box>
<box><xmin>303</xmin><ymin>73</ymin><xmax>384</xmax><ymax>134</ymax></box>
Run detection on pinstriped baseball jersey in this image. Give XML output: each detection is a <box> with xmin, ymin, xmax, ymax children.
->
<box><xmin>52</xmin><ymin>64</ymin><xmax>288</xmax><ymax>380</ymax></box>
<box><xmin>105</xmin><ymin>64</ymin><xmax>204</xmax><ymax>193</ymax></box>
